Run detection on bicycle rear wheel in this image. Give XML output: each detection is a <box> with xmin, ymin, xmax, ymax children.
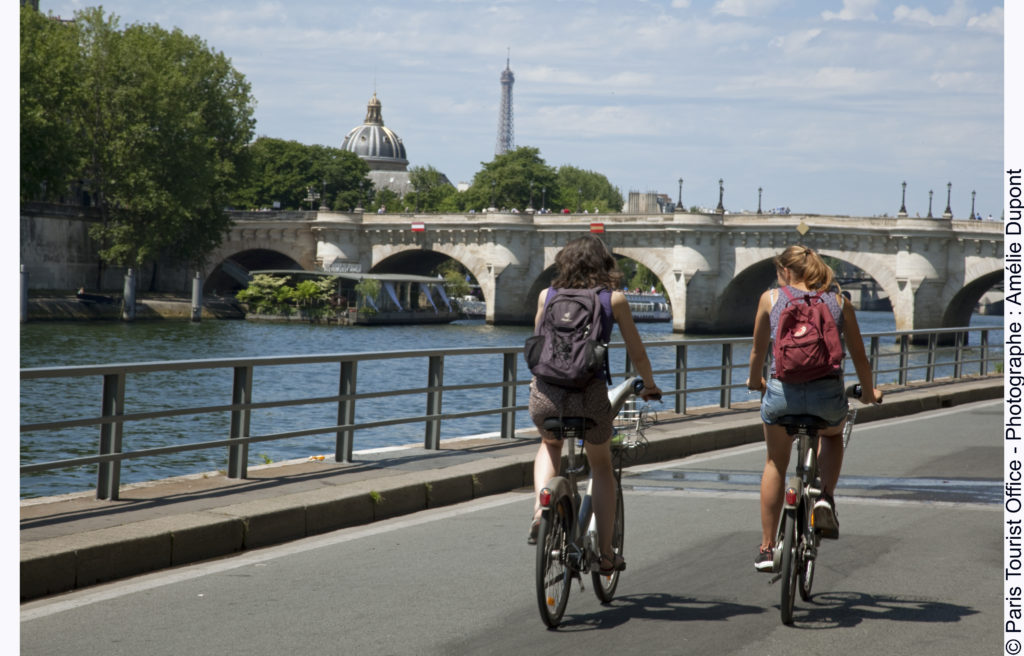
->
<box><xmin>779</xmin><ymin>509</ymin><xmax>798</xmax><ymax>625</ymax></box>
<box><xmin>536</xmin><ymin>496</ymin><xmax>573</xmax><ymax>628</ymax></box>
<box><xmin>798</xmin><ymin>503</ymin><xmax>817</xmax><ymax>601</ymax></box>
<box><xmin>592</xmin><ymin>484</ymin><xmax>624</xmax><ymax>603</ymax></box>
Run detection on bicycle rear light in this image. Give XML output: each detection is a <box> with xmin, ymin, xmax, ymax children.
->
<box><xmin>539</xmin><ymin>488</ymin><xmax>553</xmax><ymax>507</ymax></box>
<box><xmin>785</xmin><ymin>488</ymin><xmax>798</xmax><ymax>506</ymax></box>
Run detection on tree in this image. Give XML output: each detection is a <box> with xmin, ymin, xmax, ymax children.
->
<box><xmin>403</xmin><ymin>165</ymin><xmax>456</xmax><ymax>212</ymax></box>
<box><xmin>20</xmin><ymin>8</ymin><xmax>83</xmax><ymax>202</ymax></box>
<box><xmin>231</xmin><ymin>138</ymin><xmax>372</xmax><ymax>211</ymax></box>
<box><xmin>23</xmin><ymin>7</ymin><xmax>258</xmax><ymax>274</ymax></box>
<box><xmin>555</xmin><ymin>165</ymin><xmax>623</xmax><ymax>213</ymax></box>
<box><xmin>461</xmin><ymin>147</ymin><xmax>558</xmax><ymax>212</ymax></box>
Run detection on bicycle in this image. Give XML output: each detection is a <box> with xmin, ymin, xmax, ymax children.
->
<box><xmin>534</xmin><ymin>376</ymin><xmax>656</xmax><ymax>628</ymax></box>
<box><xmin>773</xmin><ymin>383</ymin><xmax>866</xmax><ymax>625</ymax></box>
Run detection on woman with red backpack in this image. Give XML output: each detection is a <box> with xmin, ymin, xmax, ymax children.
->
<box><xmin>746</xmin><ymin>245</ymin><xmax>883</xmax><ymax>573</ymax></box>
<box><xmin>527</xmin><ymin>234</ymin><xmax>662</xmax><ymax>575</ymax></box>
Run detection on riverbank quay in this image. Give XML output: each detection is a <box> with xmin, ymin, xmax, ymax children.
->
<box><xmin>20</xmin><ymin>376</ymin><xmax>1001</xmax><ymax>601</ymax></box>
<box><xmin>24</xmin><ymin>294</ymin><xmax>243</xmax><ymax>321</ymax></box>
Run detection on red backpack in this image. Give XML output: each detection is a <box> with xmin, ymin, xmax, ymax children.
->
<box><xmin>772</xmin><ymin>286</ymin><xmax>844</xmax><ymax>383</ymax></box>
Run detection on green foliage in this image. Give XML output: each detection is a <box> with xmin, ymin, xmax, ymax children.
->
<box><xmin>235</xmin><ymin>274</ymin><xmax>342</xmax><ymax>317</ymax></box>
<box><xmin>403</xmin><ymin>165</ymin><xmax>457</xmax><ymax>212</ymax></box>
<box><xmin>230</xmin><ymin>137</ymin><xmax>372</xmax><ymax>211</ymax></box>
<box><xmin>20</xmin><ymin>7</ymin><xmax>257</xmax><ymax>271</ymax></box>
<box><xmin>461</xmin><ymin>147</ymin><xmax>558</xmax><ymax>212</ymax></box>
<box><xmin>354</xmin><ymin>278</ymin><xmax>381</xmax><ymax>314</ymax></box>
<box><xmin>370</xmin><ymin>188</ymin><xmax>401</xmax><ymax>213</ymax></box>
<box><xmin>555</xmin><ymin>165</ymin><xmax>623</xmax><ymax>213</ymax></box>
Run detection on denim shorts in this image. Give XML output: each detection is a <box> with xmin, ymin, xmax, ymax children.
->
<box><xmin>760</xmin><ymin>376</ymin><xmax>848</xmax><ymax>427</ymax></box>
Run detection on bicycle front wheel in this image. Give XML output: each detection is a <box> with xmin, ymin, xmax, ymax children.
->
<box><xmin>779</xmin><ymin>508</ymin><xmax>798</xmax><ymax>625</ymax></box>
<box><xmin>798</xmin><ymin>503</ymin><xmax>817</xmax><ymax>601</ymax></box>
<box><xmin>592</xmin><ymin>484</ymin><xmax>624</xmax><ymax>603</ymax></box>
<box><xmin>536</xmin><ymin>496</ymin><xmax>573</xmax><ymax>628</ymax></box>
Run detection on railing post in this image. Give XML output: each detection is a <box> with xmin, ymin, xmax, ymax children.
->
<box><xmin>926</xmin><ymin>333</ymin><xmax>937</xmax><ymax>382</ymax></box>
<box><xmin>954</xmin><ymin>330</ymin><xmax>964</xmax><ymax>379</ymax></box>
<box><xmin>336</xmin><ymin>360</ymin><xmax>357</xmax><ymax>462</ymax></box>
<box><xmin>720</xmin><ymin>343</ymin><xmax>733</xmax><ymax>409</ymax></box>
<box><xmin>228</xmin><ymin>365</ymin><xmax>252</xmax><ymax>479</ymax></box>
<box><xmin>425</xmin><ymin>355</ymin><xmax>443</xmax><ymax>450</ymax></box>
<box><xmin>675</xmin><ymin>344</ymin><xmax>687</xmax><ymax>415</ymax></box>
<box><xmin>97</xmin><ymin>372</ymin><xmax>125</xmax><ymax>500</ymax></box>
<box><xmin>981</xmin><ymin>329</ymin><xmax>989</xmax><ymax>376</ymax></box>
<box><xmin>898</xmin><ymin>334</ymin><xmax>909</xmax><ymax>386</ymax></box>
<box><xmin>501</xmin><ymin>352</ymin><xmax>517</xmax><ymax>439</ymax></box>
<box><xmin>869</xmin><ymin>336</ymin><xmax>880</xmax><ymax>388</ymax></box>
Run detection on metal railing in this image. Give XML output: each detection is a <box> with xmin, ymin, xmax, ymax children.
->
<box><xmin>20</xmin><ymin>326</ymin><xmax>1001</xmax><ymax>500</ymax></box>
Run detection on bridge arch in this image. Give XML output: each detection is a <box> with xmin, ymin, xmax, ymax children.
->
<box><xmin>204</xmin><ymin>248</ymin><xmax>304</xmax><ymax>294</ymax></box>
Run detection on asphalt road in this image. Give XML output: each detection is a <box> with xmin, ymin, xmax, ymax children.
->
<box><xmin>20</xmin><ymin>398</ymin><xmax>1002</xmax><ymax>656</ymax></box>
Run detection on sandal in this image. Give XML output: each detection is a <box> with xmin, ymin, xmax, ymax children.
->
<box><xmin>597</xmin><ymin>552</ymin><xmax>626</xmax><ymax>576</ymax></box>
<box><xmin>527</xmin><ymin>517</ymin><xmax>541</xmax><ymax>545</ymax></box>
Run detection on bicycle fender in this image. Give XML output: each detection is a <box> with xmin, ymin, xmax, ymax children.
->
<box><xmin>540</xmin><ymin>476</ymin><xmax>572</xmax><ymax>504</ymax></box>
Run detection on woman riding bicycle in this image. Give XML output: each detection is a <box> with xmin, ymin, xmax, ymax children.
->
<box><xmin>528</xmin><ymin>234</ymin><xmax>661</xmax><ymax>575</ymax></box>
<box><xmin>746</xmin><ymin>245</ymin><xmax>882</xmax><ymax>572</ymax></box>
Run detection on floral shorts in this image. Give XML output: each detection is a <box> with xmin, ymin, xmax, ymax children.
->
<box><xmin>529</xmin><ymin>377</ymin><xmax>613</xmax><ymax>444</ymax></box>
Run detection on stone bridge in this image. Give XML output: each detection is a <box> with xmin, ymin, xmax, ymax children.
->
<box><xmin>203</xmin><ymin>210</ymin><xmax>1003</xmax><ymax>333</ymax></box>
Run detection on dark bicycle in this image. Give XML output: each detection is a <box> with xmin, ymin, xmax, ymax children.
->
<box><xmin>534</xmin><ymin>377</ymin><xmax>656</xmax><ymax>628</ymax></box>
<box><xmin>774</xmin><ymin>384</ymin><xmax>867</xmax><ymax>625</ymax></box>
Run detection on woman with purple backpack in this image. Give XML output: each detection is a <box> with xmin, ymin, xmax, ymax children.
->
<box><xmin>527</xmin><ymin>234</ymin><xmax>662</xmax><ymax>575</ymax></box>
<box><xmin>746</xmin><ymin>245</ymin><xmax>883</xmax><ymax>573</ymax></box>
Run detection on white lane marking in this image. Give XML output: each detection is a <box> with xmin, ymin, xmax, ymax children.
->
<box><xmin>20</xmin><ymin>493</ymin><xmax>526</xmax><ymax>622</ymax></box>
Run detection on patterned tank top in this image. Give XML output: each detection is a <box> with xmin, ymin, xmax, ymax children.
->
<box><xmin>768</xmin><ymin>285</ymin><xmax>845</xmax><ymax>378</ymax></box>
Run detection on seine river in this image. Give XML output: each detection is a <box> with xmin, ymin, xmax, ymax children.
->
<box><xmin>20</xmin><ymin>311</ymin><xmax>1002</xmax><ymax>498</ymax></box>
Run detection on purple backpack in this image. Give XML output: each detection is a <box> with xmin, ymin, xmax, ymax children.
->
<box><xmin>524</xmin><ymin>287</ymin><xmax>610</xmax><ymax>389</ymax></box>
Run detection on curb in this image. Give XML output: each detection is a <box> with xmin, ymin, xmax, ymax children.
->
<box><xmin>20</xmin><ymin>377</ymin><xmax>1002</xmax><ymax>601</ymax></box>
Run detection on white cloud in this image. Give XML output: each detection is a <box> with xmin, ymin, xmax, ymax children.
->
<box><xmin>967</xmin><ymin>6</ymin><xmax>1004</xmax><ymax>34</ymax></box>
<box><xmin>770</xmin><ymin>28</ymin><xmax>823</xmax><ymax>54</ymax></box>
<box><xmin>712</xmin><ymin>0</ymin><xmax>783</xmax><ymax>18</ymax></box>
<box><xmin>893</xmin><ymin>0</ymin><xmax>971</xmax><ymax>28</ymax></box>
<box><xmin>671</xmin><ymin>0</ymin><xmax>691</xmax><ymax>8</ymax></box>
<box><xmin>821</xmin><ymin>0</ymin><xmax>879</xmax><ymax>21</ymax></box>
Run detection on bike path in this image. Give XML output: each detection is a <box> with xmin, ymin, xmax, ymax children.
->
<box><xmin>19</xmin><ymin>377</ymin><xmax>1001</xmax><ymax>601</ymax></box>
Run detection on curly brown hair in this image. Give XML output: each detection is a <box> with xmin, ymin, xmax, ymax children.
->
<box><xmin>551</xmin><ymin>234</ymin><xmax>623</xmax><ymax>290</ymax></box>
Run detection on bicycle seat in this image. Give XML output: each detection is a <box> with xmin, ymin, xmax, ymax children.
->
<box><xmin>542</xmin><ymin>416</ymin><xmax>594</xmax><ymax>439</ymax></box>
<box><xmin>776</xmin><ymin>414</ymin><xmax>829</xmax><ymax>436</ymax></box>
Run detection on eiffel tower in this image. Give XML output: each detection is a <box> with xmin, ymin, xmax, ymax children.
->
<box><xmin>495</xmin><ymin>52</ymin><xmax>515</xmax><ymax>156</ymax></box>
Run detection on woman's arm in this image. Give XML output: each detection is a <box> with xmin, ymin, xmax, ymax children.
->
<box><xmin>746</xmin><ymin>290</ymin><xmax>773</xmax><ymax>391</ymax></box>
<box><xmin>610</xmin><ymin>291</ymin><xmax>661</xmax><ymax>400</ymax></box>
<box><xmin>841</xmin><ymin>301</ymin><xmax>883</xmax><ymax>404</ymax></box>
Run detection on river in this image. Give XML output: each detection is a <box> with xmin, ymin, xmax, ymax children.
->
<box><xmin>19</xmin><ymin>311</ymin><xmax>1002</xmax><ymax>498</ymax></box>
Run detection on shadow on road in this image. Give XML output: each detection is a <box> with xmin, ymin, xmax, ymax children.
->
<box><xmin>555</xmin><ymin>592</ymin><xmax>764</xmax><ymax>631</ymax></box>
<box><xmin>785</xmin><ymin>591</ymin><xmax>979</xmax><ymax>629</ymax></box>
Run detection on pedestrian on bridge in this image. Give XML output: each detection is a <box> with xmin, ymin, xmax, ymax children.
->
<box><xmin>746</xmin><ymin>245</ymin><xmax>883</xmax><ymax>572</ymax></box>
<box><xmin>527</xmin><ymin>234</ymin><xmax>661</xmax><ymax>573</ymax></box>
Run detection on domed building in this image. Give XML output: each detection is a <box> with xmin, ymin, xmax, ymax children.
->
<box><xmin>341</xmin><ymin>93</ymin><xmax>412</xmax><ymax>197</ymax></box>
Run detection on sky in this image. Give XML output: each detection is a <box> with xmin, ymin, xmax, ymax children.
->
<box><xmin>25</xmin><ymin>0</ymin><xmax>1011</xmax><ymax>218</ymax></box>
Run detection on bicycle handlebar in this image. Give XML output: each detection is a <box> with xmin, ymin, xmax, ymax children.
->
<box><xmin>846</xmin><ymin>384</ymin><xmax>883</xmax><ymax>404</ymax></box>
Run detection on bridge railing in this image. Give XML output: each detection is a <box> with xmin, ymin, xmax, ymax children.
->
<box><xmin>20</xmin><ymin>326</ymin><xmax>1001</xmax><ymax>500</ymax></box>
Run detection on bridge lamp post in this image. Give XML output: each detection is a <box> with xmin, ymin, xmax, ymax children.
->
<box><xmin>943</xmin><ymin>182</ymin><xmax>953</xmax><ymax>218</ymax></box>
<box><xmin>542</xmin><ymin>187</ymin><xmax>546</xmax><ymax>213</ymax></box>
<box><xmin>716</xmin><ymin>178</ymin><xmax>725</xmax><ymax>214</ymax></box>
<box><xmin>676</xmin><ymin>178</ymin><xmax>684</xmax><ymax>211</ymax></box>
<box><xmin>970</xmin><ymin>190</ymin><xmax>976</xmax><ymax>220</ymax></box>
<box><xmin>577</xmin><ymin>187</ymin><xmax>582</xmax><ymax>213</ymax></box>
<box><xmin>758</xmin><ymin>187</ymin><xmax>763</xmax><ymax>215</ymax></box>
<box><xmin>898</xmin><ymin>181</ymin><xmax>908</xmax><ymax>217</ymax></box>
<box><xmin>927</xmin><ymin>190</ymin><xmax>933</xmax><ymax>218</ymax></box>
<box><xmin>490</xmin><ymin>180</ymin><xmax>496</xmax><ymax>212</ymax></box>
<box><xmin>528</xmin><ymin>181</ymin><xmax>534</xmax><ymax>212</ymax></box>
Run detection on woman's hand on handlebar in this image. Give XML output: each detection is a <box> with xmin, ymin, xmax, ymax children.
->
<box><xmin>746</xmin><ymin>376</ymin><xmax>766</xmax><ymax>393</ymax></box>
<box><xmin>862</xmin><ymin>387</ymin><xmax>883</xmax><ymax>406</ymax></box>
<box><xmin>640</xmin><ymin>382</ymin><xmax>662</xmax><ymax>402</ymax></box>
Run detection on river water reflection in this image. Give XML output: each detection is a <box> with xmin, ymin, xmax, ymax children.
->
<box><xmin>19</xmin><ymin>311</ymin><xmax>1002</xmax><ymax>498</ymax></box>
